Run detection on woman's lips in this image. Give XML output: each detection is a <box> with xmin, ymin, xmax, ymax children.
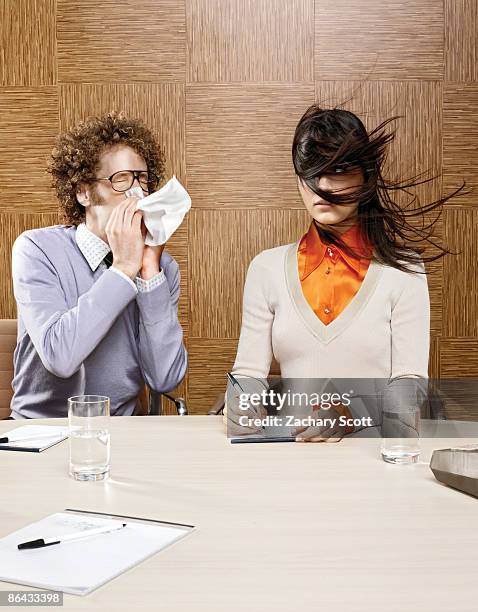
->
<box><xmin>314</xmin><ymin>201</ymin><xmax>334</xmax><ymax>208</ymax></box>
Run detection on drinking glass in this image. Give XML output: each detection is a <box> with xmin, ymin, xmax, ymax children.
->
<box><xmin>68</xmin><ymin>395</ymin><xmax>110</xmax><ymax>481</ymax></box>
<box><xmin>380</xmin><ymin>381</ymin><xmax>424</xmax><ymax>464</ymax></box>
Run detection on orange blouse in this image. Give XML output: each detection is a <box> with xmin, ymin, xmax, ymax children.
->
<box><xmin>298</xmin><ymin>223</ymin><xmax>372</xmax><ymax>325</ymax></box>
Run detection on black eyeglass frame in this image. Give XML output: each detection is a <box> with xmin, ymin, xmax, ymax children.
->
<box><xmin>90</xmin><ymin>169</ymin><xmax>159</xmax><ymax>193</ymax></box>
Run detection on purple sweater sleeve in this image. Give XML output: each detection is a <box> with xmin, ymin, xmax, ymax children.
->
<box><xmin>12</xmin><ymin>234</ymin><xmax>137</xmax><ymax>378</ymax></box>
<box><xmin>135</xmin><ymin>259</ymin><xmax>187</xmax><ymax>392</ymax></box>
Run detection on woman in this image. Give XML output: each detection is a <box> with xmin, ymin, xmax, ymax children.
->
<box><xmin>227</xmin><ymin>105</ymin><xmax>461</xmax><ymax>441</ymax></box>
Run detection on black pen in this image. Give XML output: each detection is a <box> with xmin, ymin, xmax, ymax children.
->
<box><xmin>18</xmin><ymin>523</ymin><xmax>127</xmax><ymax>550</ymax></box>
<box><xmin>0</xmin><ymin>433</ymin><xmax>65</xmax><ymax>444</ymax></box>
<box><xmin>227</xmin><ymin>372</ymin><xmax>245</xmax><ymax>393</ymax></box>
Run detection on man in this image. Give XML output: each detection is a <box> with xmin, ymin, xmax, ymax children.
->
<box><xmin>10</xmin><ymin>112</ymin><xmax>187</xmax><ymax>418</ymax></box>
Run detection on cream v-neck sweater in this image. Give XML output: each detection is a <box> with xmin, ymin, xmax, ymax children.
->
<box><xmin>231</xmin><ymin>242</ymin><xmax>430</xmax><ymax>381</ymax></box>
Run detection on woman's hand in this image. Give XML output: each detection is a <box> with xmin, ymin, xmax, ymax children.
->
<box><xmin>226</xmin><ymin>396</ymin><xmax>267</xmax><ymax>437</ymax></box>
<box><xmin>294</xmin><ymin>404</ymin><xmax>354</xmax><ymax>443</ymax></box>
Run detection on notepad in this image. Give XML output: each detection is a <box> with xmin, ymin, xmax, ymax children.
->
<box><xmin>0</xmin><ymin>426</ymin><xmax>69</xmax><ymax>452</ymax></box>
<box><xmin>0</xmin><ymin>509</ymin><xmax>195</xmax><ymax>596</ymax></box>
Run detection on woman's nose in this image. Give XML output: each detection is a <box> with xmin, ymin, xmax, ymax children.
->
<box><xmin>317</xmin><ymin>176</ymin><xmax>333</xmax><ymax>191</ymax></box>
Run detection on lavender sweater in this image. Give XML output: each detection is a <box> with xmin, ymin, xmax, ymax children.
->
<box><xmin>10</xmin><ymin>225</ymin><xmax>187</xmax><ymax>418</ymax></box>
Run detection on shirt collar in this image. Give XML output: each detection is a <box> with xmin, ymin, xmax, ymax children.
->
<box><xmin>299</xmin><ymin>222</ymin><xmax>372</xmax><ymax>280</ymax></box>
<box><xmin>75</xmin><ymin>223</ymin><xmax>111</xmax><ymax>272</ymax></box>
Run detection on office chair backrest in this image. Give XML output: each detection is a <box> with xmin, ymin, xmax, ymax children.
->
<box><xmin>0</xmin><ymin>319</ymin><xmax>17</xmax><ymax>419</ymax></box>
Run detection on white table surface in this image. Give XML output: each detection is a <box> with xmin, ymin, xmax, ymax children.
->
<box><xmin>1</xmin><ymin>416</ymin><xmax>478</xmax><ymax>612</ymax></box>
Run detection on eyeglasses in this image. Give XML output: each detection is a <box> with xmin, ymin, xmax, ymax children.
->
<box><xmin>91</xmin><ymin>170</ymin><xmax>158</xmax><ymax>193</ymax></box>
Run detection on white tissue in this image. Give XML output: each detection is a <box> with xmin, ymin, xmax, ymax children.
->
<box><xmin>125</xmin><ymin>176</ymin><xmax>191</xmax><ymax>246</ymax></box>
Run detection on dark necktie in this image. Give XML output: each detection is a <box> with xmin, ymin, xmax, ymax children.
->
<box><xmin>103</xmin><ymin>251</ymin><xmax>113</xmax><ymax>268</ymax></box>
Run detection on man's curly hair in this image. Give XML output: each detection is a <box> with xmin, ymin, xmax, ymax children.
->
<box><xmin>48</xmin><ymin>111</ymin><xmax>166</xmax><ymax>225</ymax></box>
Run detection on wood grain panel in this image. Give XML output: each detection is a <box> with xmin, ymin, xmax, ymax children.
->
<box><xmin>437</xmin><ymin>338</ymin><xmax>478</xmax><ymax>419</ymax></box>
<box><xmin>440</xmin><ymin>338</ymin><xmax>478</xmax><ymax>378</ymax></box>
<box><xmin>187</xmin><ymin>0</ymin><xmax>314</xmax><ymax>82</ymax></box>
<box><xmin>187</xmin><ymin>338</ymin><xmax>239</xmax><ymax>413</ymax></box>
<box><xmin>0</xmin><ymin>88</ymin><xmax>58</xmax><ymax>212</ymax></box>
<box><xmin>186</xmin><ymin>84</ymin><xmax>315</xmax><ymax>208</ymax></box>
<box><xmin>445</xmin><ymin>0</ymin><xmax>478</xmax><ymax>82</ymax></box>
<box><xmin>443</xmin><ymin>84</ymin><xmax>478</xmax><ymax>208</ymax></box>
<box><xmin>315</xmin><ymin>0</ymin><xmax>443</xmax><ymax>80</ymax></box>
<box><xmin>59</xmin><ymin>83</ymin><xmax>185</xmax><ymax>182</ymax></box>
<box><xmin>315</xmin><ymin>81</ymin><xmax>444</xmax><ymax>335</ymax></box>
<box><xmin>429</xmin><ymin>336</ymin><xmax>440</xmax><ymax>380</ymax></box>
<box><xmin>1</xmin><ymin>0</ymin><xmax>56</xmax><ymax>86</ymax></box>
<box><xmin>190</xmin><ymin>208</ymin><xmax>310</xmax><ymax>338</ymax></box>
<box><xmin>0</xmin><ymin>212</ymin><xmax>61</xmax><ymax>319</ymax></box>
<box><xmin>443</xmin><ymin>208</ymin><xmax>478</xmax><ymax>338</ymax></box>
<box><xmin>57</xmin><ymin>0</ymin><xmax>185</xmax><ymax>83</ymax></box>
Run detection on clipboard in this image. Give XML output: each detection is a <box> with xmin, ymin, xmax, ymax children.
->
<box><xmin>0</xmin><ymin>508</ymin><xmax>195</xmax><ymax>596</ymax></box>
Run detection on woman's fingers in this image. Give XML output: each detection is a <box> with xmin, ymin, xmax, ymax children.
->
<box><xmin>295</xmin><ymin>425</ymin><xmax>344</xmax><ymax>442</ymax></box>
<box><xmin>295</xmin><ymin>425</ymin><xmax>329</xmax><ymax>441</ymax></box>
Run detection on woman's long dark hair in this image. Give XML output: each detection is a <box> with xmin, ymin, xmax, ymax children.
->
<box><xmin>292</xmin><ymin>105</ymin><xmax>465</xmax><ymax>273</ymax></box>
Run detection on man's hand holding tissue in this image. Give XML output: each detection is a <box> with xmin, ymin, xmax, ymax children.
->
<box><xmin>105</xmin><ymin>197</ymin><xmax>145</xmax><ymax>279</ymax></box>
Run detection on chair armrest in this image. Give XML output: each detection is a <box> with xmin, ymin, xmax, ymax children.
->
<box><xmin>149</xmin><ymin>391</ymin><xmax>188</xmax><ymax>415</ymax></box>
<box><xmin>209</xmin><ymin>393</ymin><xmax>225</xmax><ymax>415</ymax></box>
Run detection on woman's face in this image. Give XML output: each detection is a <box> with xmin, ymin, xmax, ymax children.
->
<box><xmin>297</xmin><ymin>168</ymin><xmax>364</xmax><ymax>230</ymax></box>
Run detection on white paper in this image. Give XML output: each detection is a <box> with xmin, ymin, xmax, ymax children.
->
<box><xmin>0</xmin><ymin>511</ymin><xmax>194</xmax><ymax>596</ymax></box>
<box><xmin>0</xmin><ymin>426</ymin><xmax>68</xmax><ymax>452</ymax></box>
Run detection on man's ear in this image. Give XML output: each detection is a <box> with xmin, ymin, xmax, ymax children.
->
<box><xmin>76</xmin><ymin>183</ymin><xmax>91</xmax><ymax>208</ymax></box>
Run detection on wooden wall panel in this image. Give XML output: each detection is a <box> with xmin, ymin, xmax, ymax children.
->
<box><xmin>1</xmin><ymin>0</ymin><xmax>56</xmax><ymax>86</ymax></box>
<box><xmin>186</xmin><ymin>84</ymin><xmax>315</xmax><ymax>208</ymax></box>
<box><xmin>57</xmin><ymin>0</ymin><xmax>185</xmax><ymax>83</ymax></box>
<box><xmin>0</xmin><ymin>2</ymin><xmax>477</xmax><ymax>415</ymax></box>
<box><xmin>0</xmin><ymin>213</ymin><xmax>61</xmax><ymax>319</ymax></box>
<box><xmin>443</xmin><ymin>84</ymin><xmax>478</xmax><ymax>208</ymax></box>
<box><xmin>0</xmin><ymin>88</ymin><xmax>58</xmax><ymax>212</ymax></box>
<box><xmin>59</xmin><ymin>83</ymin><xmax>186</xmax><ymax>186</ymax></box>
<box><xmin>187</xmin><ymin>0</ymin><xmax>314</xmax><ymax>82</ymax></box>
<box><xmin>187</xmin><ymin>338</ymin><xmax>239</xmax><ymax>414</ymax></box>
<box><xmin>315</xmin><ymin>0</ymin><xmax>443</xmax><ymax>80</ymax></box>
<box><xmin>438</xmin><ymin>339</ymin><xmax>478</xmax><ymax>420</ymax></box>
<box><xmin>445</xmin><ymin>0</ymin><xmax>478</xmax><ymax>82</ymax></box>
<box><xmin>443</xmin><ymin>208</ymin><xmax>478</xmax><ymax>338</ymax></box>
<box><xmin>429</xmin><ymin>337</ymin><xmax>440</xmax><ymax>380</ymax></box>
<box><xmin>440</xmin><ymin>339</ymin><xmax>478</xmax><ymax>378</ymax></box>
<box><xmin>190</xmin><ymin>208</ymin><xmax>310</xmax><ymax>338</ymax></box>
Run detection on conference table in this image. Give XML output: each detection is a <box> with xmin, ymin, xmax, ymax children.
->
<box><xmin>1</xmin><ymin>416</ymin><xmax>478</xmax><ymax>611</ymax></box>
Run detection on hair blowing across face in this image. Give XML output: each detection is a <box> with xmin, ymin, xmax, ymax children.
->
<box><xmin>292</xmin><ymin>105</ymin><xmax>465</xmax><ymax>272</ymax></box>
<box><xmin>47</xmin><ymin>111</ymin><xmax>165</xmax><ymax>225</ymax></box>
